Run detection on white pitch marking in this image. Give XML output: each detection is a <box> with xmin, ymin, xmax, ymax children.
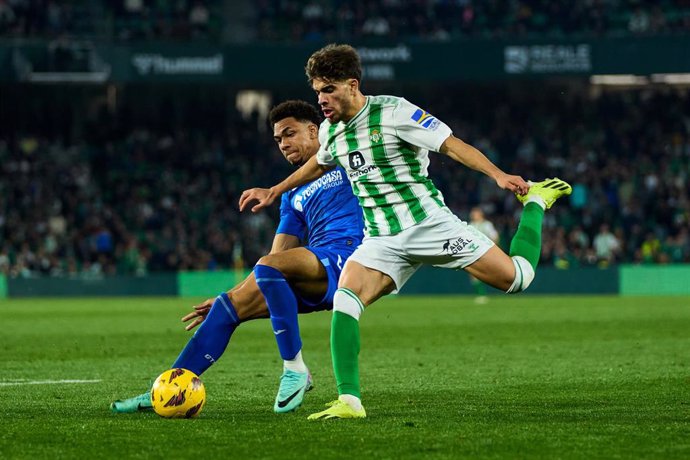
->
<box><xmin>0</xmin><ymin>379</ymin><xmax>102</xmax><ymax>387</ymax></box>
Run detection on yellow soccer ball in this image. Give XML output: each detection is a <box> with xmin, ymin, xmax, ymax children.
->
<box><xmin>150</xmin><ymin>368</ymin><xmax>206</xmax><ymax>418</ymax></box>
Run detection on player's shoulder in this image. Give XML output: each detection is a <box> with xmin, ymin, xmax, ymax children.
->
<box><xmin>369</xmin><ymin>94</ymin><xmax>404</xmax><ymax>107</ymax></box>
<box><xmin>317</xmin><ymin>118</ymin><xmax>335</xmax><ymax>139</ymax></box>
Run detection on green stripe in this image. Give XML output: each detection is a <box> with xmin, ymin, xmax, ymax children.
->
<box><xmin>400</xmin><ymin>144</ymin><xmax>444</xmax><ymax>207</ymax></box>
<box><xmin>368</xmin><ymin>105</ymin><xmax>427</xmax><ymax>225</ymax></box>
<box><xmin>344</xmin><ymin>124</ymin><xmax>401</xmax><ymax>234</ymax></box>
<box><xmin>350</xmin><ymin>181</ymin><xmax>380</xmax><ymax>236</ymax></box>
<box><xmin>338</xmin><ymin>287</ymin><xmax>366</xmax><ymax>312</ymax></box>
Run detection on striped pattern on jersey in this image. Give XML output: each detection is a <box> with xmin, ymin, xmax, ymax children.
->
<box><xmin>323</xmin><ymin>96</ymin><xmax>446</xmax><ymax>237</ymax></box>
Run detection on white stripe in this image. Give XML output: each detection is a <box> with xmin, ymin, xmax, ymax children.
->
<box><xmin>0</xmin><ymin>379</ymin><xmax>102</xmax><ymax>387</ymax></box>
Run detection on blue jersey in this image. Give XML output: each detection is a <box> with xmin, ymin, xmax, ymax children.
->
<box><xmin>277</xmin><ymin>167</ymin><xmax>363</xmax><ymax>248</ymax></box>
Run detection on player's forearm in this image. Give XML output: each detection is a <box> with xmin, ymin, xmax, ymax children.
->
<box><xmin>270</xmin><ymin>155</ymin><xmax>331</xmax><ymax>195</ymax></box>
<box><xmin>440</xmin><ymin>136</ymin><xmax>504</xmax><ymax>180</ymax></box>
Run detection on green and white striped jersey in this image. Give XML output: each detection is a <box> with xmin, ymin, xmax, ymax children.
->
<box><xmin>316</xmin><ymin>95</ymin><xmax>453</xmax><ymax>237</ymax></box>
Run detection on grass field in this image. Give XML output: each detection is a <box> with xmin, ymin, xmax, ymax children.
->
<box><xmin>1</xmin><ymin>295</ymin><xmax>689</xmax><ymax>459</ymax></box>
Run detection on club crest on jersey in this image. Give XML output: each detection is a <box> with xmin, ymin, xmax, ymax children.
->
<box><xmin>349</xmin><ymin>151</ymin><xmax>366</xmax><ymax>170</ymax></box>
<box><xmin>411</xmin><ymin>109</ymin><xmax>441</xmax><ymax>131</ymax></box>
<box><xmin>369</xmin><ymin>129</ymin><xmax>382</xmax><ymax>144</ymax></box>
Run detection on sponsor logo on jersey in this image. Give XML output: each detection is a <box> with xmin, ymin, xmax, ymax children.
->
<box><xmin>369</xmin><ymin>129</ymin><xmax>383</xmax><ymax>144</ymax></box>
<box><xmin>347</xmin><ymin>151</ymin><xmax>377</xmax><ymax>178</ymax></box>
<box><xmin>292</xmin><ymin>169</ymin><xmax>344</xmax><ymax>212</ymax></box>
<box><xmin>293</xmin><ymin>194</ymin><xmax>304</xmax><ymax>212</ymax></box>
<box><xmin>442</xmin><ymin>237</ymin><xmax>477</xmax><ymax>255</ymax></box>
<box><xmin>349</xmin><ymin>151</ymin><xmax>366</xmax><ymax>169</ymax></box>
<box><xmin>411</xmin><ymin>108</ymin><xmax>441</xmax><ymax>130</ymax></box>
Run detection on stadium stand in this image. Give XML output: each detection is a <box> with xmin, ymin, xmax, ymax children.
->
<box><xmin>1</xmin><ymin>1</ymin><xmax>689</xmax><ymax>277</ymax></box>
<box><xmin>1</xmin><ymin>85</ymin><xmax>688</xmax><ymax>277</ymax></box>
<box><xmin>253</xmin><ymin>0</ymin><xmax>690</xmax><ymax>43</ymax></box>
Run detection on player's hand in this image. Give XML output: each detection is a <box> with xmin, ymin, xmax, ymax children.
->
<box><xmin>181</xmin><ymin>297</ymin><xmax>213</xmax><ymax>331</ymax></box>
<box><xmin>496</xmin><ymin>173</ymin><xmax>530</xmax><ymax>195</ymax></box>
<box><xmin>239</xmin><ymin>187</ymin><xmax>277</xmax><ymax>213</ymax></box>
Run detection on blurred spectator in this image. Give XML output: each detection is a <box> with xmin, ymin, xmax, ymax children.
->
<box><xmin>254</xmin><ymin>0</ymin><xmax>690</xmax><ymax>42</ymax></box>
<box><xmin>0</xmin><ymin>1</ymin><xmax>16</xmax><ymax>34</ymax></box>
<box><xmin>592</xmin><ymin>223</ymin><xmax>621</xmax><ymax>266</ymax></box>
<box><xmin>189</xmin><ymin>1</ymin><xmax>210</xmax><ymax>36</ymax></box>
<box><xmin>1</xmin><ymin>83</ymin><xmax>689</xmax><ymax>277</ymax></box>
<box><xmin>628</xmin><ymin>7</ymin><xmax>650</xmax><ymax>34</ymax></box>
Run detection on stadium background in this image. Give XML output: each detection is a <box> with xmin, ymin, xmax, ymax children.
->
<box><xmin>1</xmin><ymin>2</ymin><xmax>689</xmax><ymax>459</ymax></box>
<box><xmin>1</xmin><ymin>1</ymin><xmax>690</xmax><ymax>298</ymax></box>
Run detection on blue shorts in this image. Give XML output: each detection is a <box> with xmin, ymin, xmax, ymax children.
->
<box><xmin>296</xmin><ymin>244</ymin><xmax>356</xmax><ymax>313</ymax></box>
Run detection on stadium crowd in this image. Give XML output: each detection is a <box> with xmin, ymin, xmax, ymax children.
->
<box><xmin>1</xmin><ymin>85</ymin><xmax>688</xmax><ymax>277</ymax></box>
<box><xmin>2</xmin><ymin>1</ymin><xmax>690</xmax><ymax>42</ymax></box>
<box><xmin>254</xmin><ymin>0</ymin><xmax>690</xmax><ymax>42</ymax></box>
<box><xmin>0</xmin><ymin>0</ymin><xmax>219</xmax><ymax>41</ymax></box>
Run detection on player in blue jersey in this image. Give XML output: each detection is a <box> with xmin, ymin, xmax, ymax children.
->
<box><xmin>110</xmin><ymin>100</ymin><xmax>363</xmax><ymax>414</ymax></box>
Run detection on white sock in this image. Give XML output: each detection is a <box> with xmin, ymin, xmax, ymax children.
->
<box><xmin>526</xmin><ymin>195</ymin><xmax>546</xmax><ymax>210</ymax></box>
<box><xmin>284</xmin><ymin>350</ymin><xmax>308</xmax><ymax>373</ymax></box>
<box><xmin>339</xmin><ymin>394</ymin><xmax>363</xmax><ymax>411</ymax></box>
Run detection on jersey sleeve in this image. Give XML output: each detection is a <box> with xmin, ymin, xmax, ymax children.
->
<box><xmin>276</xmin><ymin>193</ymin><xmax>306</xmax><ymax>238</ymax></box>
<box><xmin>316</xmin><ymin>122</ymin><xmax>337</xmax><ymax>166</ymax></box>
<box><xmin>392</xmin><ymin>98</ymin><xmax>452</xmax><ymax>152</ymax></box>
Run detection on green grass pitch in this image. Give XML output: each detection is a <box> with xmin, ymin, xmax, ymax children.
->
<box><xmin>1</xmin><ymin>295</ymin><xmax>689</xmax><ymax>459</ymax></box>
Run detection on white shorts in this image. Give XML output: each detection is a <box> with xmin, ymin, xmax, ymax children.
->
<box><xmin>348</xmin><ymin>207</ymin><xmax>494</xmax><ymax>293</ymax></box>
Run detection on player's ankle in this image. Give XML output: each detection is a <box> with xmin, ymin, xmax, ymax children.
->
<box><xmin>339</xmin><ymin>394</ymin><xmax>362</xmax><ymax>411</ymax></box>
<box><xmin>525</xmin><ymin>196</ymin><xmax>546</xmax><ymax>210</ymax></box>
<box><xmin>284</xmin><ymin>350</ymin><xmax>308</xmax><ymax>373</ymax></box>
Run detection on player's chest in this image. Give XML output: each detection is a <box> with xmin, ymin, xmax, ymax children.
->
<box><xmin>329</xmin><ymin>125</ymin><xmax>400</xmax><ymax>166</ymax></box>
<box><xmin>288</xmin><ymin>169</ymin><xmax>346</xmax><ymax>213</ymax></box>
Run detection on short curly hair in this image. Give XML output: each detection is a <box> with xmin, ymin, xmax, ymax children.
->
<box><xmin>268</xmin><ymin>100</ymin><xmax>321</xmax><ymax>127</ymax></box>
<box><xmin>305</xmin><ymin>44</ymin><xmax>362</xmax><ymax>83</ymax></box>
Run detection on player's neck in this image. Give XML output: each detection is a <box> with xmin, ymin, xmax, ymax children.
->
<box><xmin>342</xmin><ymin>93</ymin><xmax>367</xmax><ymax>123</ymax></box>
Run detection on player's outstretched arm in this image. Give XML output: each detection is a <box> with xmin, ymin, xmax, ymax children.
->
<box><xmin>239</xmin><ymin>155</ymin><xmax>333</xmax><ymax>213</ymax></box>
<box><xmin>439</xmin><ymin>135</ymin><xmax>530</xmax><ymax>195</ymax></box>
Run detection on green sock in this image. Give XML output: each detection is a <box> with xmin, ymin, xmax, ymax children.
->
<box><xmin>331</xmin><ymin>311</ymin><xmax>361</xmax><ymax>398</ymax></box>
<box><xmin>474</xmin><ymin>281</ymin><xmax>487</xmax><ymax>296</ymax></box>
<box><xmin>509</xmin><ymin>202</ymin><xmax>545</xmax><ymax>270</ymax></box>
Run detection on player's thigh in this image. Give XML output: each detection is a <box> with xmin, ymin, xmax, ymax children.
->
<box><xmin>227</xmin><ymin>272</ymin><xmax>269</xmax><ymax>321</ymax></box>
<box><xmin>338</xmin><ymin>260</ymin><xmax>396</xmax><ymax>306</ymax></box>
<box><xmin>463</xmin><ymin>245</ymin><xmax>515</xmax><ymax>291</ymax></box>
<box><xmin>256</xmin><ymin>247</ymin><xmax>329</xmax><ymax>301</ymax></box>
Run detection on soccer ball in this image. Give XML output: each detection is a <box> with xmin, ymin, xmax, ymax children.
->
<box><xmin>150</xmin><ymin>368</ymin><xmax>206</xmax><ymax>418</ymax></box>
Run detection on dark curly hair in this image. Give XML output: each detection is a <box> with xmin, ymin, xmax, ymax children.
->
<box><xmin>268</xmin><ymin>100</ymin><xmax>322</xmax><ymax>127</ymax></box>
<box><xmin>305</xmin><ymin>44</ymin><xmax>362</xmax><ymax>83</ymax></box>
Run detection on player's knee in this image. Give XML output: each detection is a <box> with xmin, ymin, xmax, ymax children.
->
<box><xmin>255</xmin><ymin>254</ymin><xmax>280</xmax><ymax>271</ymax></box>
<box><xmin>333</xmin><ymin>288</ymin><xmax>365</xmax><ymax>321</ymax></box>
<box><xmin>505</xmin><ymin>256</ymin><xmax>535</xmax><ymax>294</ymax></box>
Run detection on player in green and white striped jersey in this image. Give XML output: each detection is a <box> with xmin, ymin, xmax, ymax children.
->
<box><xmin>239</xmin><ymin>44</ymin><xmax>572</xmax><ymax>420</ymax></box>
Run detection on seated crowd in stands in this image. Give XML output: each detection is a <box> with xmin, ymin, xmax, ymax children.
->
<box><xmin>254</xmin><ymin>0</ymin><xmax>690</xmax><ymax>42</ymax></box>
<box><xmin>0</xmin><ymin>86</ymin><xmax>688</xmax><ymax>277</ymax></box>
<box><xmin>1</xmin><ymin>0</ymin><xmax>689</xmax><ymax>42</ymax></box>
<box><xmin>0</xmin><ymin>0</ymin><xmax>218</xmax><ymax>40</ymax></box>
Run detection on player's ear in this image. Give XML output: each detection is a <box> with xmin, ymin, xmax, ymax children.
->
<box><xmin>309</xmin><ymin>123</ymin><xmax>318</xmax><ymax>138</ymax></box>
<box><xmin>349</xmin><ymin>78</ymin><xmax>359</xmax><ymax>95</ymax></box>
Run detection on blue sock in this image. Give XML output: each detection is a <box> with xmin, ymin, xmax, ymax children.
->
<box><xmin>254</xmin><ymin>264</ymin><xmax>302</xmax><ymax>360</ymax></box>
<box><xmin>171</xmin><ymin>292</ymin><xmax>240</xmax><ymax>376</ymax></box>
